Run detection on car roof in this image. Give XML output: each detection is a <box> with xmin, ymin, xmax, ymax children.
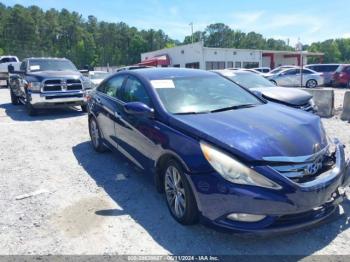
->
<box><xmin>213</xmin><ymin>69</ymin><xmax>254</xmax><ymax>76</ymax></box>
<box><xmin>130</xmin><ymin>68</ymin><xmax>216</xmax><ymax>80</ymax></box>
<box><xmin>306</xmin><ymin>64</ymin><xmax>340</xmax><ymax>66</ymax></box>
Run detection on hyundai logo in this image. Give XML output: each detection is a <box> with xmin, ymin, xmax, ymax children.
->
<box><xmin>305</xmin><ymin>159</ymin><xmax>322</xmax><ymax>176</ymax></box>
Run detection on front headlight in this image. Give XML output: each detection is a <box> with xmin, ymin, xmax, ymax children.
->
<box><xmin>27</xmin><ymin>82</ymin><xmax>41</xmax><ymax>91</ymax></box>
<box><xmin>200</xmin><ymin>142</ymin><xmax>281</xmax><ymax>189</ymax></box>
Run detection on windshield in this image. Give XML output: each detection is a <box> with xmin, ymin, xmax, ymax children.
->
<box><xmin>226</xmin><ymin>72</ymin><xmax>275</xmax><ymax>88</ymax></box>
<box><xmin>153</xmin><ymin>75</ymin><xmax>262</xmax><ymax>114</ymax></box>
<box><xmin>28</xmin><ymin>59</ymin><xmax>77</xmax><ymax>72</ymax></box>
<box><xmin>90</xmin><ymin>72</ymin><xmax>109</xmax><ymax>79</ymax></box>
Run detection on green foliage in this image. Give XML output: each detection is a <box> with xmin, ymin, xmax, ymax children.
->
<box><xmin>308</xmin><ymin>39</ymin><xmax>350</xmax><ymax>63</ymax></box>
<box><xmin>182</xmin><ymin>23</ymin><xmax>293</xmax><ymax>51</ymax></box>
<box><xmin>0</xmin><ymin>3</ymin><xmax>173</xmax><ymax>67</ymax></box>
<box><xmin>1</xmin><ymin>4</ymin><xmax>350</xmax><ymax>67</ymax></box>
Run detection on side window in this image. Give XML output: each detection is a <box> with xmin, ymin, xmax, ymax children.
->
<box><xmin>20</xmin><ymin>62</ymin><xmax>26</xmax><ymax>72</ymax></box>
<box><xmin>122</xmin><ymin>77</ymin><xmax>151</xmax><ymax>106</ymax></box>
<box><xmin>97</xmin><ymin>75</ymin><xmax>125</xmax><ymax>99</ymax></box>
<box><xmin>302</xmin><ymin>69</ymin><xmax>312</xmax><ymax>74</ymax></box>
<box><xmin>283</xmin><ymin>69</ymin><xmax>297</xmax><ymax>75</ymax></box>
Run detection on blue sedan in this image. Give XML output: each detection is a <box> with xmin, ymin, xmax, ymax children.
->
<box><xmin>87</xmin><ymin>68</ymin><xmax>350</xmax><ymax>234</ymax></box>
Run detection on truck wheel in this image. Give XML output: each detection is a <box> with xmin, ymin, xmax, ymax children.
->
<box><xmin>81</xmin><ymin>104</ymin><xmax>88</xmax><ymax>113</ymax></box>
<box><xmin>10</xmin><ymin>89</ymin><xmax>20</xmax><ymax>105</ymax></box>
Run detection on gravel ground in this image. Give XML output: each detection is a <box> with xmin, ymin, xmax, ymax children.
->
<box><xmin>0</xmin><ymin>88</ymin><xmax>349</xmax><ymax>256</ymax></box>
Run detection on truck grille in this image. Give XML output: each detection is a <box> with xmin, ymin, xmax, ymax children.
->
<box><xmin>43</xmin><ymin>79</ymin><xmax>82</xmax><ymax>92</ymax></box>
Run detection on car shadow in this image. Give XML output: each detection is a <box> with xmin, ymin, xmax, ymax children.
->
<box><xmin>0</xmin><ymin>102</ymin><xmax>85</xmax><ymax>121</ymax></box>
<box><xmin>72</xmin><ymin>141</ymin><xmax>350</xmax><ymax>255</ymax></box>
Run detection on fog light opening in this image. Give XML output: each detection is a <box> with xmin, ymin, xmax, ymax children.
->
<box><xmin>227</xmin><ymin>213</ymin><xmax>266</xmax><ymax>222</ymax></box>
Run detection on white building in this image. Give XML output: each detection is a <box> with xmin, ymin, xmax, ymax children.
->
<box><xmin>140</xmin><ymin>42</ymin><xmax>323</xmax><ymax>70</ymax></box>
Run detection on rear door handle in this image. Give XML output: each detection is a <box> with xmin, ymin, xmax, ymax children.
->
<box><xmin>96</xmin><ymin>97</ymin><xmax>101</xmax><ymax>104</ymax></box>
<box><xmin>115</xmin><ymin>112</ymin><xmax>121</xmax><ymax>119</ymax></box>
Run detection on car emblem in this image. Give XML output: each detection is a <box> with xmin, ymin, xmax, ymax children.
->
<box><xmin>304</xmin><ymin>159</ymin><xmax>322</xmax><ymax>176</ymax></box>
<box><xmin>61</xmin><ymin>80</ymin><xmax>67</xmax><ymax>90</ymax></box>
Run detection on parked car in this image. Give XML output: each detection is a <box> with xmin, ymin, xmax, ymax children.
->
<box><xmin>305</xmin><ymin>64</ymin><xmax>340</xmax><ymax>86</ymax></box>
<box><xmin>9</xmin><ymin>57</ymin><xmax>92</xmax><ymax>115</ymax></box>
<box><xmin>0</xmin><ymin>55</ymin><xmax>20</xmax><ymax>88</ymax></box>
<box><xmin>266</xmin><ymin>68</ymin><xmax>324</xmax><ymax>88</ymax></box>
<box><xmin>332</xmin><ymin>64</ymin><xmax>350</xmax><ymax>88</ymax></box>
<box><xmin>214</xmin><ymin>70</ymin><xmax>316</xmax><ymax>112</ymax></box>
<box><xmin>88</xmin><ymin>71</ymin><xmax>111</xmax><ymax>87</ymax></box>
<box><xmin>262</xmin><ymin>65</ymin><xmax>299</xmax><ymax>77</ymax></box>
<box><xmin>87</xmin><ymin>68</ymin><xmax>349</xmax><ymax>234</ymax></box>
<box><xmin>116</xmin><ymin>65</ymin><xmax>154</xmax><ymax>72</ymax></box>
<box><xmin>253</xmin><ymin>67</ymin><xmax>271</xmax><ymax>73</ymax></box>
<box><xmin>227</xmin><ymin>68</ymin><xmax>261</xmax><ymax>74</ymax></box>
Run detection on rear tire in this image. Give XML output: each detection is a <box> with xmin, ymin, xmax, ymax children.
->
<box><xmin>89</xmin><ymin>117</ymin><xmax>107</xmax><ymax>152</ymax></box>
<box><xmin>10</xmin><ymin>89</ymin><xmax>20</xmax><ymax>105</ymax></box>
<box><xmin>163</xmin><ymin>159</ymin><xmax>199</xmax><ymax>225</ymax></box>
<box><xmin>306</xmin><ymin>79</ymin><xmax>317</xmax><ymax>88</ymax></box>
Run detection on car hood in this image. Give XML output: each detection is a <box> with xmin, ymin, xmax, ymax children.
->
<box><xmin>170</xmin><ymin>103</ymin><xmax>327</xmax><ymax>162</ymax></box>
<box><xmin>251</xmin><ymin>87</ymin><xmax>313</xmax><ymax>106</ymax></box>
<box><xmin>27</xmin><ymin>70</ymin><xmax>82</xmax><ymax>81</ymax></box>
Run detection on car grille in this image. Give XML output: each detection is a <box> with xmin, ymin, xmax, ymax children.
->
<box><xmin>265</xmin><ymin>146</ymin><xmax>336</xmax><ymax>184</ymax></box>
<box><xmin>43</xmin><ymin>79</ymin><xmax>82</xmax><ymax>92</ymax></box>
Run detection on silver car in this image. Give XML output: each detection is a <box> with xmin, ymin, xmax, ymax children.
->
<box><xmin>266</xmin><ymin>68</ymin><xmax>324</xmax><ymax>88</ymax></box>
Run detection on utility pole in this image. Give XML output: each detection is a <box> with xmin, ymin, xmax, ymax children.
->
<box><xmin>296</xmin><ymin>38</ymin><xmax>303</xmax><ymax>88</ymax></box>
<box><xmin>189</xmin><ymin>22</ymin><xmax>194</xmax><ymax>43</ymax></box>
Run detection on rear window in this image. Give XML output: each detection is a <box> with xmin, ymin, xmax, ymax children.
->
<box><xmin>0</xmin><ymin>57</ymin><xmax>17</xmax><ymax>63</ymax></box>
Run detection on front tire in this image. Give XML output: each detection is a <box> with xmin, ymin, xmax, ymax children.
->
<box><xmin>89</xmin><ymin>117</ymin><xmax>107</xmax><ymax>152</ymax></box>
<box><xmin>306</xmin><ymin>79</ymin><xmax>317</xmax><ymax>88</ymax></box>
<box><xmin>10</xmin><ymin>89</ymin><xmax>20</xmax><ymax>105</ymax></box>
<box><xmin>163</xmin><ymin>160</ymin><xmax>199</xmax><ymax>225</ymax></box>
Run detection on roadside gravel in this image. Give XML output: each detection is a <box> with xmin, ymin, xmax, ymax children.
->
<box><xmin>0</xmin><ymin>88</ymin><xmax>349</xmax><ymax>256</ymax></box>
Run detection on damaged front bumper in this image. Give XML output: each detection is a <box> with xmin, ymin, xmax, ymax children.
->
<box><xmin>190</xmin><ymin>143</ymin><xmax>350</xmax><ymax>235</ymax></box>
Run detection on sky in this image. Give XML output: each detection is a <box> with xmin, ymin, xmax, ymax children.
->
<box><xmin>3</xmin><ymin>0</ymin><xmax>350</xmax><ymax>46</ymax></box>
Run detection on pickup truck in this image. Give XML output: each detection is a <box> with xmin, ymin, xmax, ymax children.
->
<box><xmin>0</xmin><ymin>56</ymin><xmax>20</xmax><ymax>88</ymax></box>
<box><xmin>9</xmin><ymin>57</ymin><xmax>92</xmax><ymax>115</ymax></box>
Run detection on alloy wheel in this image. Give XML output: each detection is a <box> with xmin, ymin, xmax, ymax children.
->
<box><xmin>90</xmin><ymin>119</ymin><xmax>100</xmax><ymax>148</ymax></box>
<box><xmin>307</xmin><ymin>79</ymin><xmax>317</xmax><ymax>88</ymax></box>
<box><xmin>165</xmin><ymin>165</ymin><xmax>186</xmax><ymax>219</ymax></box>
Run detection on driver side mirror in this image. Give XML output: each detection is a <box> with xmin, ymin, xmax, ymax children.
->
<box><xmin>124</xmin><ymin>102</ymin><xmax>154</xmax><ymax>118</ymax></box>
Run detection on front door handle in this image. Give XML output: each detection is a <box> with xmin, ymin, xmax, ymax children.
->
<box><xmin>96</xmin><ymin>97</ymin><xmax>101</xmax><ymax>104</ymax></box>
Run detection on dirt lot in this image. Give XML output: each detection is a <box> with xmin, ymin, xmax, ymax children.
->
<box><xmin>0</xmin><ymin>88</ymin><xmax>349</xmax><ymax>256</ymax></box>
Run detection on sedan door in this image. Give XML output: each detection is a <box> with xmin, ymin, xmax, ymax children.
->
<box><xmin>277</xmin><ymin>69</ymin><xmax>299</xmax><ymax>86</ymax></box>
<box><xmin>114</xmin><ymin>75</ymin><xmax>160</xmax><ymax>170</ymax></box>
<box><xmin>92</xmin><ymin>75</ymin><xmax>126</xmax><ymax>149</ymax></box>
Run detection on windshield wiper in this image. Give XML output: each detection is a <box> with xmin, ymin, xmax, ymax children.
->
<box><xmin>211</xmin><ymin>104</ymin><xmax>257</xmax><ymax>113</ymax></box>
<box><xmin>174</xmin><ymin>111</ymin><xmax>210</xmax><ymax>115</ymax></box>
